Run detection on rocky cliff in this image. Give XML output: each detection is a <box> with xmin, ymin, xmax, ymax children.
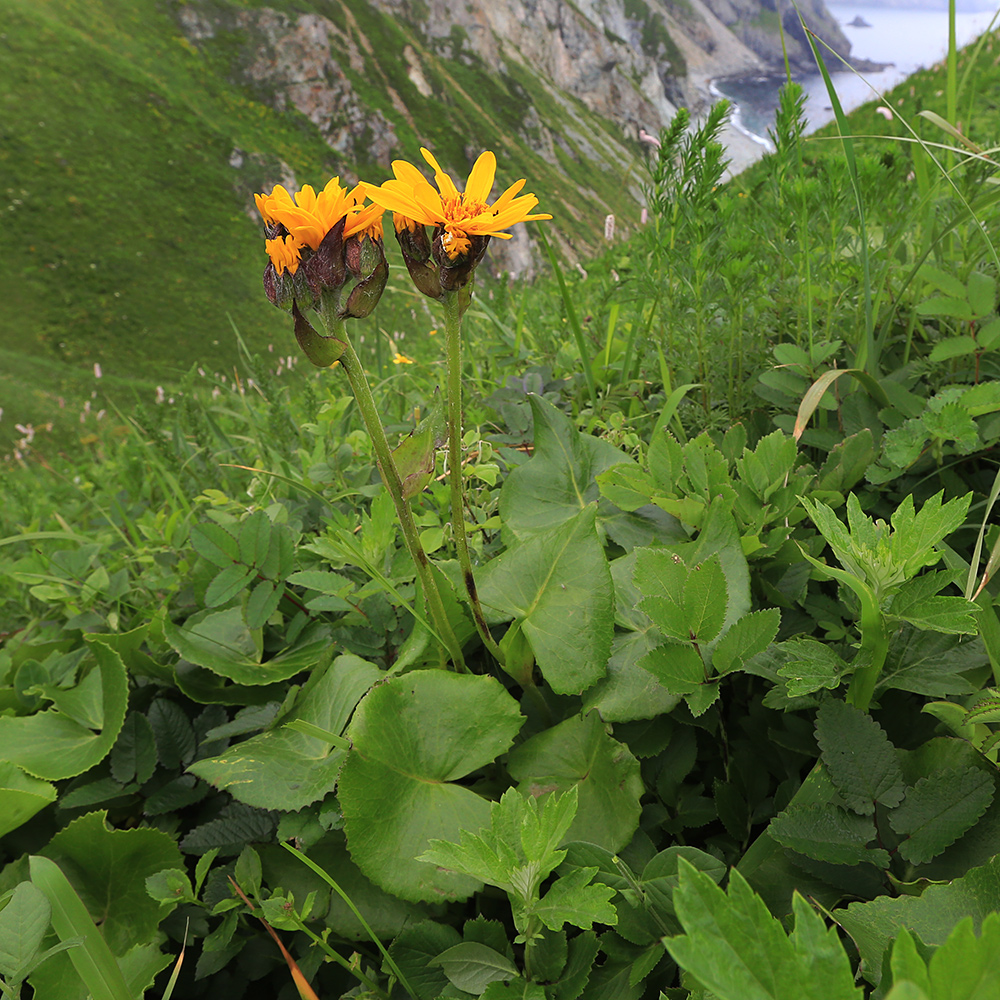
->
<box><xmin>175</xmin><ymin>0</ymin><xmax>851</xmax><ymax>270</ymax></box>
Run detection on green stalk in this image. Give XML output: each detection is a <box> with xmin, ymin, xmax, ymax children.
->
<box><xmin>323</xmin><ymin>304</ymin><xmax>467</xmax><ymax>671</ymax></box>
<box><xmin>442</xmin><ymin>289</ymin><xmax>506</xmax><ymax>665</ymax></box>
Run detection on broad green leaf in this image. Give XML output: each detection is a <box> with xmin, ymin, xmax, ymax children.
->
<box><xmin>836</xmin><ymin>855</ymin><xmax>1000</xmax><ymax>989</ymax></box>
<box><xmin>500</xmin><ymin>395</ymin><xmax>635</xmax><ymax>540</ymax></box>
<box><xmin>0</xmin><ymin>762</ymin><xmax>57</xmax><ymax>838</ymax></box>
<box><xmin>877</xmin><ymin>628</ymin><xmax>986</xmax><ymax>697</ymax></box>
<box><xmin>768</xmin><ymin>802</ymin><xmax>890</xmax><ymax>868</ymax></box>
<box><xmin>40</xmin><ymin>811</ymin><xmax>183</xmax><ymax>954</ymax></box>
<box><xmin>388</xmin><ymin>921</ymin><xmax>462</xmax><ymax>1000</ymax></box>
<box><xmin>596</xmin><ymin>464</ymin><xmax>656</xmax><ymax>512</ymax></box>
<box><xmin>919</xmin><ymin>264</ymin><xmax>967</xmax><ymax>299</ymax></box>
<box><xmin>339</xmin><ymin>671</ymin><xmax>523</xmax><ymax>902</ymax></box>
<box><xmin>665</xmin><ymin>860</ymin><xmax>862</xmax><ymax>1000</ymax></box>
<box><xmin>711</xmin><ymin>609</ymin><xmax>781</xmax><ymax>675</ymax></box>
<box><xmin>431</xmin><ymin>942</ymin><xmax>519</xmax><ymax>995</ymax></box>
<box><xmin>550</xmin><ymin>930</ymin><xmax>600</xmax><ymax>1000</ymax></box>
<box><xmin>189</xmin><ymin>653</ymin><xmax>379</xmax><ymax>811</ymax></box>
<box><xmin>889</xmin><ymin>581</ymin><xmax>979</xmax><ymax>634</ymax></box>
<box><xmin>0</xmin><ymin>881</ymin><xmax>50</xmax><ymax>980</ymax></box>
<box><xmin>581</xmin><ymin>630</ymin><xmax>682</xmax><ymax>722</ymax></box>
<box><xmin>0</xmin><ymin>636</ymin><xmax>127</xmax><ymax>780</ymax></box>
<box><xmin>889</xmin><ymin>767</ymin><xmax>994</xmax><ymax>865</ymax></box>
<box><xmin>533</xmin><ymin>868</ymin><xmax>617</xmax><ymax>931</ymax></box>
<box><xmin>815</xmin><ymin>700</ymin><xmax>905</xmax><ymax>814</ymax></box>
<box><xmin>508</xmin><ymin>712</ymin><xmax>642</xmax><ymax>852</ymax></box>
<box><xmin>163</xmin><ymin>609</ymin><xmax>331</xmax><ymax>685</ymax></box>
<box><xmin>477</xmin><ymin>506</ymin><xmax>613</xmax><ymax>695</ymax></box>
<box><xmin>774</xmin><ymin>638</ymin><xmax>847</xmax><ymax>696</ymax></box>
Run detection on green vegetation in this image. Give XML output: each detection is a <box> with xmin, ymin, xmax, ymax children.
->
<box><xmin>6</xmin><ymin>6</ymin><xmax>1000</xmax><ymax>1000</ymax></box>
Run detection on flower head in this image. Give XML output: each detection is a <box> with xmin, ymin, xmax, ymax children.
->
<box><xmin>365</xmin><ymin>149</ymin><xmax>551</xmax><ymax>293</ymax></box>
<box><xmin>254</xmin><ymin>178</ymin><xmax>387</xmax><ymax>323</ymax></box>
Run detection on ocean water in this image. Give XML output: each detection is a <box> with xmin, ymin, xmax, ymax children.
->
<box><xmin>715</xmin><ymin>4</ymin><xmax>1000</xmax><ymax>145</ymax></box>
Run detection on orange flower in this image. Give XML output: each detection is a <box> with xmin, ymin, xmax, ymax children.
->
<box><xmin>365</xmin><ymin>149</ymin><xmax>551</xmax><ymax>260</ymax></box>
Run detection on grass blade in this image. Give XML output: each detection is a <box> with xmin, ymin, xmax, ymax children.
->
<box><xmin>802</xmin><ymin>24</ymin><xmax>874</xmax><ymax>374</ymax></box>
<box><xmin>536</xmin><ymin>224</ymin><xmax>598</xmax><ymax>407</ymax></box>
<box><xmin>29</xmin><ymin>857</ymin><xmax>131</xmax><ymax>1000</ymax></box>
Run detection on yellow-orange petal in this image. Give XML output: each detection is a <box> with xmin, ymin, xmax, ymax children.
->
<box><xmin>392</xmin><ymin>159</ymin><xmax>431</xmax><ymax>189</ymax></box>
<box><xmin>488</xmin><ymin>178</ymin><xmax>527</xmax><ymax>215</ymax></box>
<box><xmin>465</xmin><ymin>150</ymin><xmax>496</xmax><ymax>206</ymax></box>
<box><xmin>420</xmin><ymin>147</ymin><xmax>460</xmax><ymax>202</ymax></box>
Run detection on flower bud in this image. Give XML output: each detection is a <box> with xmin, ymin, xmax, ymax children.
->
<box><xmin>341</xmin><ymin>231</ymin><xmax>389</xmax><ymax>319</ymax></box>
<box><xmin>392</xmin><ymin>215</ymin><xmax>442</xmax><ymax>299</ymax></box>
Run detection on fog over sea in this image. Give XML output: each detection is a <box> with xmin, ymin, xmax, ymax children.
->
<box><xmin>714</xmin><ymin>4</ymin><xmax>1000</xmax><ymax>147</ymax></box>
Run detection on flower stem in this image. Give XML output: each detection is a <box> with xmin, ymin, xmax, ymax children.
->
<box><xmin>325</xmin><ymin>308</ymin><xmax>467</xmax><ymax>672</ymax></box>
<box><xmin>442</xmin><ymin>289</ymin><xmax>505</xmax><ymax>665</ymax></box>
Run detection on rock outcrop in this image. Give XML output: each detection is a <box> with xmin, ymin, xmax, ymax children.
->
<box><xmin>175</xmin><ymin>0</ymin><xmax>851</xmax><ymax>272</ymax></box>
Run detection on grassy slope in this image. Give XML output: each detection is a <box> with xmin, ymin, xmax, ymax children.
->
<box><xmin>0</xmin><ymin>0</ymin><xmax>652</xmax><ymax>448</ymax></box>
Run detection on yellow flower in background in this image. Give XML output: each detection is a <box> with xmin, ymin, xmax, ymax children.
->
<box><xmin>393</xmin><ymin>352</ymin><xmax>416</xmax><ymax>365</ymax></box>
<box><xmin>365</xmin><ymin>149</ymin><xmax>551</xmax><ymax>260</ymax></box>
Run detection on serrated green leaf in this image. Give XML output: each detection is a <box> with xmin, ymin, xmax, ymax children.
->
<box><xmin>0</xmin><ymin>881</ymin><xmax>50</xmax><ymax>980</ymax></box>
<box><xmin>634</xmin><ymin>549</ymin><xmax>690</xmax><ymax>641</ymax></box>
<box><xmin>238</xmin><ymin>510</ymin><xmax>271</xmax><ymax>567</ymax></box>
<box><xmin>533</xmin><ymin>868</ymin><xmax>617</xmax><ymax>932</ymax></box>
<box><xmin>877</xmin><ymin>628</ymin><xmax>986</xmax><ymax>697</ymax></box>
<box><xmin>919</xmin><ymin>264</ymin><xmax>967</xmax><ymax>299</ymax></box>
<box><xmin>181</xmin><ymin>801</ymin><xmax>277</xmax><ymax>857</ymax></box>
<box><xmin>929</xmin><ymin>337</ymin><xmax>979</xmax><ymax>363</ymax></box>
<box><xmin>431</xmin><ymin>941</ymin><xmax>519</xmax><ymax>995</ymax></box>
<box><xmin>890</xmin><ymin>767</ymin><xmax>994</xmax><ymax>865</ymax></box>
<box><xmin>923</xmin><ymin>912</ymin><xmax>1000</xmax><ymax>998</ymax></box>
<box><xmin>712</xmin><ymin>609</ymin><xmax>781</xmax><ymax>675</ymax></box>
<box><xmin>638</xmin><ymin>642</ymin><xmax>705</xmax><ymax>695</ymax></box>
<box><xmin>245</xmin><ymin>579</ymin><xmax>283</xmax><ymax>629</ymax></box>
<box><xmin>917</xmin><ymin>296</ymin><xmax>974</xmax><ymax>320</ymax></box>
<box><xmin>0</xmin><ymin>637</ymin><xmax>128</xmax><ymax>781</ymax></box>
<box><xmin>419</xmin><ymin>788</ymin><xmax>577</xmax><ymax>900</ymax></box>
<box><xmin>204</xmin><ymin>563</ymin><xmax>256</xmax><ymax>608</ymax></box>
<box><xmin>769</xmin><ymin>802</ymin><xmax>890</xmax><ymax>868</ymax></box>
<box><xmin>775</xmin><ymin>638</ymin><xmax>847</xmax><ymax>696</ymax></box>
<box><xmin>968</xmin><ymin>271</ymin><xmax>996</xmax><ymax>317</ymax></box>
<box><xmin>189</xmin><ymin>522</ymin><xmax>240</xmax><ymax>569</ymax></box>
<box><xmin>109</xmin><ymin>711</ymin><xmax>157</xmax><ymax>786</ymax></box>
<box><xmin>683</xmin><ymin>556</ymin><xmax>728</xmax><ymax>644</ymax></box>
<box><xmin>40</xmin><ymin>810</ymin><xmax>183</xmax><ymax>953</ymax></box>
<box><xmin>0</xmin><ymin>762</ymin><xmax>57</xmax><ymax>838</ymax></box>
<box><xmin>665</xmin><ymin>860</ymin><xmax>862</xmax><ymax>1000</ymax></box>
<box><xmin>891</xmin><ymin>594</ymin><xmax>979</xmax><ymax>634</ymax></box>
<box><xmin>816</xmin><ymin>700</ymin><xmax>905</xmax><ymax>814</ymax></box>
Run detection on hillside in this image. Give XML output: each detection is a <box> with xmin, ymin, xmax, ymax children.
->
<box><xmin>0</xmin><ymin>0</ymin><xmax>849</xmax><ymax>447</ymax></box>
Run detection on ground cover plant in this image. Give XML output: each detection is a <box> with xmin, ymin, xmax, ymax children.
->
<box><xmin>5</xmin><ymin>10</ymin><xmax>1000</xmax><ymax>999</ymax></box>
